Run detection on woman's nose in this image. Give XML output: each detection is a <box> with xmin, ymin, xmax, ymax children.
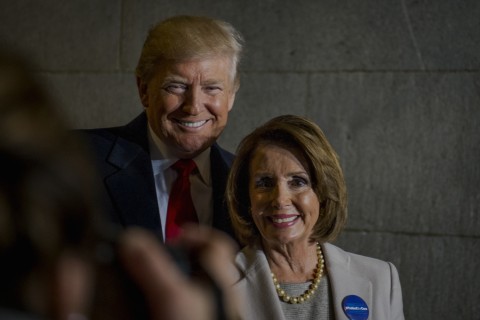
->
<box><xmin>271</xmin><ymin>183</ymin><xmax>291</xmax><ymax>208</ymax></box>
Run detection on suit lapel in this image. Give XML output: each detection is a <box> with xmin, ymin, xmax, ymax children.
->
<box><xmin>323</xmin><ymin>243</ymin><xmax>373</xmax><ymax>320</ymax></box>
<box><xmin>210</xmin><ymin>144</ymin><xmax>235</xmax><ymax>236</ymax></box>
<box><xmin>104</xmin><ymin>114</ymin><xmax>163</xmax><ymax>239</ymax></box>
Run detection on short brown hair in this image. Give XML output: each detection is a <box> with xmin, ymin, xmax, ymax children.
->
<box><xmin>226</xmin><ymin>115</ymin><xmax>347</xmax><ymax>246</ymax></box>
<box><xmin>135</xmin><ymin>15</ymin><xmax>244</xmax><ymax>87</ymax></box>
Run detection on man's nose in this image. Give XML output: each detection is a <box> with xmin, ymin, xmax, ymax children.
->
<box><xmin>182</xmin><ymin>87</ymin><xmax>203</xmax><ymax>115</ymax></box>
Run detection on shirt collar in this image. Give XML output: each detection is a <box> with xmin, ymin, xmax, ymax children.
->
<box><xmin>147</xmin><ymin>125</ymin><xmax>211</xmax><ymax>185</ymax></box>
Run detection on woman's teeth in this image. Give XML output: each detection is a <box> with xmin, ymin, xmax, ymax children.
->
<box><xmin>271</xmin><ymin>216</ymin><xmax>297</xmax><ymax>223</ymax></box>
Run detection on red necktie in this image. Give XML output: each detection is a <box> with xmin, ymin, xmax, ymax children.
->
<box><xmin>165</xmin><ymin>159</ymin><xmax>198</xmax><ymax>242</ymax></box>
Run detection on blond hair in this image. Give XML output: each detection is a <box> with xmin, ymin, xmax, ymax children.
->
<box><xmin>136</xmin><ymin>15</ymin><xmax>244</xmax><ymax>87</ymax></box>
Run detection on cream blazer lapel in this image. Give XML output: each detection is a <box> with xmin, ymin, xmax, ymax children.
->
<box><xmin>322</xmin><ymin>242</ymin><xmax>405</xmax><ymax>320</ymax></box>
<box><xmin>234</xmin><ymin>245</ymin><xmax>287</xmax><ymax>320</ymax></box>
<box><xmin>323</xmin><ymin>243</ymin><xmax>373</xmax><ymax>319</ymax></box>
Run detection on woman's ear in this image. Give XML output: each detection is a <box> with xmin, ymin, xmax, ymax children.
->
<box><xmin>53</xmin><ymin>252</ymin><xmax>94</xmax><ymax>320</ymax></box>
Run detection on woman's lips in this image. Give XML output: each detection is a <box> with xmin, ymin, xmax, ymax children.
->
<box><xmin>268</xmin><ymin>215</ymin><xmax>300</xmax><ymax>228</ymax></box>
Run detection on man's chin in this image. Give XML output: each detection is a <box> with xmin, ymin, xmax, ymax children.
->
<box><xmin>172</xmin><ymin>138</ymin><xmax>215</xmax><ymax>159</ymax></box>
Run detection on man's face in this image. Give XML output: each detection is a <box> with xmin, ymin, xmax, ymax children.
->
<box><xmin>138</xmin><ymin>56</ymin><xmax>237</xmax><ymax>158</ymax></box>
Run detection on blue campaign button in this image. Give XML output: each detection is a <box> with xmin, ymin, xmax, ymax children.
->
<box><xmin>342</xmin><ymin>295</ymin><xmax>369</xmax><ymax>320</ymax></box>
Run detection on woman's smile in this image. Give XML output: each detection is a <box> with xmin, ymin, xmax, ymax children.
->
<box><xmin>268</xmin><ymin>214</ymin><xmax>301</xmax><ymax>228</ymax></box>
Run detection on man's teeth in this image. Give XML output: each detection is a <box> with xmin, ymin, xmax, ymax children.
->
<box><xmin>272</xmin><ymin>216</ymin><xmax>297</xmax><ymax>223</ymax></box>
<box><xmin>179</xmin><ymin>120</ymin><xmax>207</xmax><ymax>128</ymax></box>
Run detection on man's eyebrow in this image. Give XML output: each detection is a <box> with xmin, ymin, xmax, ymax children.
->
<box><xmin>162</xmin><ymin>75</ymin><xmax>187</xmax><ymax>82</ymax></box>
<box><xmin>202</xmin><ymin>79</ymin><xmax>224</xmax><ymax>85</ymax></box>
<box><xmin>161</xmin><ymin>76</ymin><xmax>225</xmax><ymax>86</ymax></box>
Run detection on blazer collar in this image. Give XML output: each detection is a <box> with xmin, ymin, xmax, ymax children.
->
<box><xmin>234</xmin><ymin>245</ymin><xmax>288</xmax><ymax>320</ymax></box>
<box><xmin>322</xmin><ymin>243</ymin><xmax>372</xmax><ymax>320</ymax></box>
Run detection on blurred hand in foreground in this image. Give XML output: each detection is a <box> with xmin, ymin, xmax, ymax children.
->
<box><xmin>118</xmin><ymin>226</ymin><xmax>241</xmax><ymax>320</ymax></box>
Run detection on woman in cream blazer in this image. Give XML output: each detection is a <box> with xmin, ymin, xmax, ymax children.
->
<box><xmin>226</xmin><ymin>115</ymin><xmax>405</xmax><ymax>320</ymax></box>
<box><xmin>233</xmin><ymin>242</ymin><xmax>404</xmax><ymax>319</ymax></box>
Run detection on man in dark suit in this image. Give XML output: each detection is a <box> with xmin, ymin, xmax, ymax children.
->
<box><xmin>81</xmin><ymin>15</ymin><xmax>244</xmax><ymax>242</ymax></box>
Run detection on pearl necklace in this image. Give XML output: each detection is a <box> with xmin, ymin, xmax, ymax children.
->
<box><xmin>271</xmin><ymin>243</ymin><xmax>324</xmax><ymax>304</ymax></box>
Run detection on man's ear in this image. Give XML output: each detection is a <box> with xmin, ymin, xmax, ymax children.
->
<box><xmin>227</xmin><ymin>79</ymin><xmax>240</xmax><ymax>111</ymax></box>
<box><xmin>136</xmin><ymin>76</ymin><xmax>149</xmax><ymax>108</ymax></box>
<box><xmin>227</xmin><ymin>89</ymin><xmax>237</xmax><ymax>112</ymax></box>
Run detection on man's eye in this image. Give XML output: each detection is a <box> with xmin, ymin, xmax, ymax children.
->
<box><xmin>164</xmin><ymin>84</ymin><xmax>187</xmax><ymax>94</ymax></box>
<box><xmin>204</xmin><ymin>86</ymin><xmax>222</xmax><ymax>94</ymax></box>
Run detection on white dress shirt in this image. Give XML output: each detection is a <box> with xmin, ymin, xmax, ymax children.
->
<box><xmin>147</xmin><ymin>126</ymin><xmax>213</xmax><ymax>240</ymax></box>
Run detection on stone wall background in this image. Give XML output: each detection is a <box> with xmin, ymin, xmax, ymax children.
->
<box><xmin>2</xmin><ymin>1</ymin><xmax>479</xmax><ymax>318</ymax></box>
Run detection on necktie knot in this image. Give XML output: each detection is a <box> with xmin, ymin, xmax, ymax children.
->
<box><xmin>171</xmin><ymin>159</ymin><xmax>196</xmax><ymax>177</ymax></box>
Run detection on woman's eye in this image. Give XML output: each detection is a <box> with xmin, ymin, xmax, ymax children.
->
<box><xmin>290</xmin><ymin>176</ymin><xmax>309</xmax><ymax>188</ymax></box>
<box><xmin>254</xmin><ymin>177</ymin><xmax>274</xmax><ymax>189</ymax></box>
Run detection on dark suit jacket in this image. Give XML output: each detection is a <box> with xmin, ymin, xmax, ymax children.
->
<box><xmin>79</xmin><ymin>112</ymin><xmax>235</xmax><ymax>242</ymax></box>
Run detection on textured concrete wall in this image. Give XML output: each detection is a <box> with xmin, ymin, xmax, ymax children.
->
<box><xmin>1</xmin><ymin>1</ymin><xmax>479</xmax><ymax>319</ymax></box>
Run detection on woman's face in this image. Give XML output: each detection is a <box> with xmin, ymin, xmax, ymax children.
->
<box><xmin>248</xmin><ymin>143</ymin><xmax>320</xmax><ymax>247</ymax></box>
